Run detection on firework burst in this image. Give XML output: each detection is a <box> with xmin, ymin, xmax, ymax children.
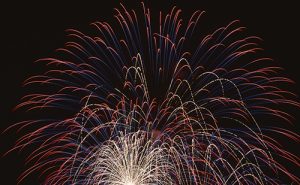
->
<box><xmin>6</xmin><ymin>2</ymin><xmax>300</xmax><ymax>185</ymax></box>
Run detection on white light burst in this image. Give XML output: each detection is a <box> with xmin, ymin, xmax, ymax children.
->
<box><xmin>81</xmin><ymin>131</ymin><xmax>174</xmax><ymax>185</ymax></box>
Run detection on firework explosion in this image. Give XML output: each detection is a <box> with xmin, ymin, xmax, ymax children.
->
<box><xmin>6</xmin><ymin>2</ymin><xmax>300</xmax><ymax>185</ymax></box>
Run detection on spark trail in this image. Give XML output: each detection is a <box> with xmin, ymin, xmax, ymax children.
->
<box><xmin>6</xmin><ymin>2</ymin><xmax>300</xmax><ymax>185</ymax></box>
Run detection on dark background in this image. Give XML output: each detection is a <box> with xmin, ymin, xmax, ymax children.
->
<box><xmin>1</xmin><ymin>0</ymin><xmax>299</xmax><ymax>184</ymax></box>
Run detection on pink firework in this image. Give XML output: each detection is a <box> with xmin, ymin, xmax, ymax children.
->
<box><xmin>4</xmin><ymin>2</ymin><xmax>300</xmax><ymax>185</ymax></box>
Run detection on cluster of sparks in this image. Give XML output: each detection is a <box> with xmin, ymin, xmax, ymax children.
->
<box><xmin>6</xmin><ymin>2</ymin><xmax>300</xmax><ymax>185</ymax></box>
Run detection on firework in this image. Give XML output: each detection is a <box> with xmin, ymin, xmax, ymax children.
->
<box><xmin>6</xmin><ymin>2</ymin><xmax>300</xmax><ymax>184</ymax></box>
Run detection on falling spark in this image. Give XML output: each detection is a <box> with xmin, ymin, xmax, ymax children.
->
<box><xmin>6</xmin><ymin>2</ymin><xmax>300</xmax><ymax>185</ymax></box>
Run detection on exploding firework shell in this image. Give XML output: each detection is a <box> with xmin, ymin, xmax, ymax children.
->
<box><xmin>7</xmin><ymin>2</ymin><xmax>300</xmax><ymax>185</ymax></box>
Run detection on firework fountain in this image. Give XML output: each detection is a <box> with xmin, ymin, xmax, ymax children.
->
<box><xmin>6</xmin><ymin>3</ymin><xmax>300</xmax><ymax>184</ymax></box>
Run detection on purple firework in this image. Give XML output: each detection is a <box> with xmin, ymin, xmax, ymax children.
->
<box><xmin>5</xmin><ymin>2</ymin><xmax>300</xmax><ymax>185</ymax></box>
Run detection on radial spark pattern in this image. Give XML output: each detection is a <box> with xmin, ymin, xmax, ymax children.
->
<box><xmin>7</xmin><ymin>3</ymin><xmax>300</xmax><ymax>185</ymax></box>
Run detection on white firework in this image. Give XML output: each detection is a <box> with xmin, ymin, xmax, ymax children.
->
<box><xmin>78</xmin><ymin>131</ymin><xmax>174</xmax><ymax>185</ymax></box>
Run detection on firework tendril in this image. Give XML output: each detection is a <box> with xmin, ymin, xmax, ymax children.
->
<box><xmin>7</xmin><ymin>2</ymin><xmax>300</xmax><ymax>185</ymax></box>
